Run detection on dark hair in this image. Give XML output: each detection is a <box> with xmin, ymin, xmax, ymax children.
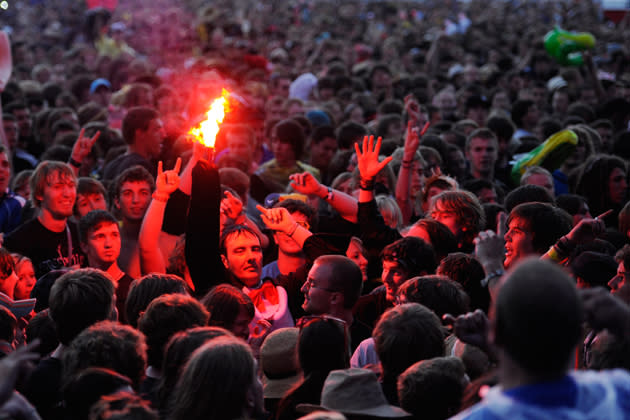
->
<box><xmin>0</xmin><ymin>247</ymin><xmax>15</xmax><ymax>279</ymax></box>
<box><xmin>219</xmin><ymin>224</ymin><xmax>260</xmax><ymax>256</ymax></box>
<box><xmin>157</xmin><ymin>327</ymin><xmax>233</xmax><ymax>414</ymax></box>
<box><xmin>49</xmin><ymin>269</ymin><xmax>115</xmax><ymax>345</ymax></box>
<box><xmin>398</xmin><ymin>275</ymin><xmax>470</xmax><ymax>318</ymax></box>
<box><xmin>62</xmin><ymin>321</ymin><xmax>147</xmax><ymax>389</ymax></box>
<box><xmin>201</xmin><ymin>285</ymin><xmax>254</xmax><ymax>331</ymax></box>
<box><xmin>508</xmin><ymin>203</ymin><xmax>572</xmax><ymax>253</ymax></box>
<box><xmin>336</xmin><ymin>121</ymin><xmax>367</xmax><ymax>149</ymax></box>
<box><xmin>0</xmin><ymin>306</ymin><xmax>16</xmax><ymax>343</ymax></box>
<box><xmin>138</xmin><ymin>294</ymin><xmax>209</xmax><ymax>368</ymax></box>
<box><xmin>494</xmin><ymin>260</ymin><xmax>582</xmax><ymax>376</ymax></box>
<box><xmin>556</xmin><ymin>194</ymin><xmax>588</xmax><ymax>216</ymax></box>
<box><xmin>374</xmin><ymin>303</ymin><xmax>445</xmax><ymax>381</ymax></box>
<box><xmin>576</xmin><ymin>154</ymin><xmax>627</xmax><ymax>216</ymax></box>
<box><xmin>314</xmin><ymin>255</ymin><xmax>363</xmax><ymax>309</ymax></box>
<box><xmin>438</xmin><ymin>253</ymin><xmax>489</xmax><ymax>313</ymax></box>
<box><xmin>511</xmin><ymin>99</ymin><xmax>535</xmax><ymax>127</ymax></box>
<box><xmin>89</xmin><ymin>390</ymin><xmax>158</xmax><ymax>420</ymax></box>
<box><xmin>273</xmin><ymin>119</ymin><xmax>305</xmax><ymax>159</ymax></box>
<box><xmin>465</xmin><ymin>128</ymin><xmax>497</xmax><ymax>151</ymax></box>
<box><xmin>311</xmin><ymin>125</ymin><xmax>336</xmax><ymax>145</ymax></box>
<box><xmin>77</xmin><ymin>177</ymin><xmax>107</xmax><ymax>197</ymax></box>
<box><xmin>486</xmin><ymin>115</ymin><xmax>515</xmax><ymax>142</ymax></box>
<box><xmin>125</xmin><ymin>274</ymin><xmax>189</xmax><ymax>328</ymax></box>
<box><xmin>382</xmin><ymin>237</ymin><xmax>437</xmax><ymax>277</ymax></box>
<box><xmin>407</xmin><ymin>219</ymin><xmax>458</xmax><ymax>263</ymax></box>
<box><xmin>111</xmin><ymin>165</ymin><xmax>155</xmax><ymax>200</ymax></box>
<box><xmin>121</xmin><ymin>107</ymin><xmax>158</xmax><ymax>145</ymax></box>
<box><xmin>79</xmin><ymin>210</ymin><xmax>119</xmax><ymax>243</ymax></box>
<box><xmin>274</xmin><ymin>199</ymin><xmax>318</xmax><ymax>232</ymax></box>
<box><xmin>504</xmin><ymin>185</ymin><xmax>555</xmax><ymax>212</ymax></box>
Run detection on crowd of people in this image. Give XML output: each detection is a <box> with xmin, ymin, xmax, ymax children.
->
<box><xmin>0</xmin><ymin>0</ymin><xmax>630</xmax><ymax>419</ymax></box>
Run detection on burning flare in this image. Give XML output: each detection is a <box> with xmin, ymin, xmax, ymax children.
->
<box><xmin>189</xmin><ymin>89</ymin><xmax>231</xmax><ymax>148</ymax></box>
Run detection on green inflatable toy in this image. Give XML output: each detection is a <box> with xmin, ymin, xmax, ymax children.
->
<box><xmin>511</xmin><ymin>129</ymin><xmax>578</xmax><ymax>185</ymax></box>
<box><xmin>544</xmin><ymin>27</ymin><xmax>595</xmax><ymax>66</ymax></box>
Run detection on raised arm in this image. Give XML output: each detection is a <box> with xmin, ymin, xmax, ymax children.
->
<box><xmin>289</xmin><ymin>172</ymin><xmax>358</xmax><ymax>223</ymax></box>
<box><xmin>257</xmin><ymin>204</ymin><xmax>313</xmax><ymax>249</ymax></box>
<box><xmin>139</xmin><ymin>158</ymin><xmax>181</xmax><ymax>275</ymax></box>
<box><xmin>355</xmin><ymin>135</ymin><xmax>393</xmax><ymax>204</ymax></box>
<box><xmin>68</xmin><ymin>128</ymin><xmax>100</xmax><ymax>177</ymax></box>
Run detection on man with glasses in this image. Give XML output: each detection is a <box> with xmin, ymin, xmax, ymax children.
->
<box><xmin>300</xmin><ymin>254</ymin><xmax>371</xmax><ymax>351</ymax></box>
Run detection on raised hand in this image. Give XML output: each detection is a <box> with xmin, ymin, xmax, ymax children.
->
<box><xmin>289</xmin><ymin>172</ymin><xmax>325</xmax><ymax>197</ymax></box>
<box><xmin>442</xmin><ymin>310</ymin><xmax>491</xmax><ymax>353</ymax></box>
<box><xmin>70</xmin><ymin>128</ymin><xmax>100</xmax><ymax>165</ymax></box>
<box><xmin>565</xmin><ymin>210</ymin><xmax>611</xmax><ymax>244</ymax></box>
<box><xmin>220</xmin><ymin>190</ymin><xmax>244</xmax><ymax>221</ymax></box>
<box><xmin>354</xmin><ymin>135</ymin><xmax>393</xmax><ymax>181</ymax></box>
<box><xmin>155</xmin><ymin>158</ymin><xmax>182</xmax><ymax>196</ymax></box>
<box><xmin>257</xmin><ymin>205</ymin><xmax>297</xmax><ymax>235</ymax></box>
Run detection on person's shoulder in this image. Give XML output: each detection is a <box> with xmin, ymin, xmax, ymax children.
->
<box><xmin>449</xmin><ymin>403</ymin><xmax>501</xmax><ymax>420</ymax></box>
<box><xmin>5</xmin><ymin>217</ymin><xmax>40</xmax><ymax>240</ymax></box>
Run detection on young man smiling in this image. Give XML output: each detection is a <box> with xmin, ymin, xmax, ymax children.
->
<box><xmin>5</xmin><ymin>161</ymin><xmax>85</xmax><ymax>277</ymax></box>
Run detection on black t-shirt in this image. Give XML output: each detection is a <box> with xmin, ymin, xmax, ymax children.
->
<box><xmin>23</xmin><ymin>357</ymin><xmax>63</xmax><ymax>420</ymax></box>
<box><xmin>116</xmin><ymin>273</ymin><xmax>134</xmax><ymax>324</ymax></box>
<box><xmin>4</xmin><ymin>219</ymin><xmax>85</xmax><ymax>278</ymax></box>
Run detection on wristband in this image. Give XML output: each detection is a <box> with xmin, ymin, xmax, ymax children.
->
<box><xmin>481</xmin><ymin>268</ymin><xmax>504</xmax><ymax>288</ymax></box>
<box><xmin>287</xmin><ymin>222</ymin><xmax>299</xmax><ymax>237</ymax></box>
<box><xmin>68</xmin><ymin>157</ymin><xmax>82</xmax><ymax>168</ymax></box>
<box><xmin>324</xmin><ymin>186</ymin><xmax>334</xmax><ymax>201</ymax></box>
<box><xmin>152</xmin><ymin>191</ymin><xmax>170</xmax><ymax>203</ymax></box>
<box><xmin>359</xmin><ymin>178</ymin><xmax>375</xmax><ymax>191</ymax></box>
<box><xmin>401</xmin><ymin>159</ymin><xmax>414</xmax><ymax>169</ymax></box>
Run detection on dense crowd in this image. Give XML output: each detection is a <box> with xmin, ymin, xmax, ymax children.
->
<box><xmin>0</xmin><ymin>0</ymin><xmax>630</xmax><ymax>419</ymax></box>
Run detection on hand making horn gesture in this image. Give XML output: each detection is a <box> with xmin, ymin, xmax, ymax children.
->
<box><xmin>69</xmin><ymin>128</ymin><xmax>101</xmax><ymax>167</ymax></box>
<box><xmin>154</xmin><ymin>158</ymin><xmax>182</xmax><ymax>202</ymax></box>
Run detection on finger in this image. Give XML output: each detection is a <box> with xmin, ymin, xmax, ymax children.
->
<box><xmin>376</xmin><ymin>155</ymin><xmax>393</xmax><ymax>171</ymax></box>
<box><xmin>224</xmin><ymin>190</ymin><xmax>234</xmax><ymax>201</ymax></box>
<box><xmin>157</xmin><ymin>161</ymin><xmax>163</xmax><ymax>176</ymax></box>
<box><xmin>256</xmin><ymin>204</ymin><xmax>269</xmax><ymax>218</ymax></box>
<box><xmin>89</xmin><ymin>130</ymin><xmax>101</xmax><ymax>145</ymax></box>
<box><xmin>78</xmin><ymin>127</ymin><xmax>85</xmax><ymax>141</ymax></box>
<box><xmin>374</xmin><ymin>136</ymin><xmax>383</xmax><ymax>154</ymax></box>
<box><xmin>172</xmin><ymin>157</ymin><xmax>182</xmax><ymax>173</ymax></box>
<box><xmin>419</xmin><ymin>121</ymin><xmax>430</xmax><ymax>136</ymax></box>
<box><xmin>442</xmin><ymin>313</ymin><xmax>456</xmax><ymax>326</ymax></box>
<box><xmin>596</xmin><ymin>209</ymin><xmax>613</xmax><ymax>221</ymax></box>
<box><xmin>355</xmin><ymin>141</ymin><xmax>362</xmax><ymax>158</ymax></box>
<box><xmin>362</xmin><ymin>135</ymin><xmax>369</xmax><ymax>155</ymax></box>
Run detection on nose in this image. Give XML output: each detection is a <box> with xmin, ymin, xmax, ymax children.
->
<box><xmin>300</xmin><ymin>280</ymin><xmax>310</xmax><ymax>294</ymax></box>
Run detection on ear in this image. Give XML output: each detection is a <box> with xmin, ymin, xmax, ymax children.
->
<box><xmin>80</xmin><ymin>241</ymin><xmax>88</xmax><ymax>255</ymax></box>
<box><xmin>221</xmin><ymin>254</ymin><xmax>229</xmax><ymax>270</ymax></box>
<box><xmin>114</xmin><ymin>197</ymin><xmax>120</xmax><ymax>210</ymax></box>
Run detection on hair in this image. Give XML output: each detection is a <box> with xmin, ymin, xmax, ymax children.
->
<box><xmin>398</xmin><ymin>275</ymin><xmax>470</xmax><ymax>318</ymax></box>
<box><xmin>374</xmin><ymin>303</ymin><xmax>445</xmax><ymax>381</ymax></box>
<box><xmin>438</xmin><ymin>253</ymin><xmax>489</xmax><ymax>313</ymax></box>
<box><xmin>125</xmin><ymin>274</ymin><xmax>189</xmax><ymax>328</ymax></box>
<box><xmin>219</xmin><ymin>168</ymin><xmax>250</xmax><ymax>201</ymax></box>
<box><xmin>201</xmin><ymin>284</ymin><xmax>255</xmax><ymax>331</ymax></box>
<box><xmin>486</xmin><ymin>114</ymin><xmax>515</xmax><ymax>143</ymax></box>
<box><xmin>62</xmin><ymin>321</ymin><xmax>147</xmax><ymax>389</ymax></box>
<box><xmin>30</xmin><ymin>161</ymin><xmax>76</xmax><ymax>208</ymax></box>
<box><xmin>520</xmin><ymin>166</ymin><xmax>553</xmax><ymax>188</ymax></box>
<box><xmin>0</xmin><ymin>306</ymin><xmax>16</xmax><ymax>343</ymax></box>
<box><xmin>336</xmin><ymin>121</ymin><xmax>367</xmax><ymax>150</ymax></box>
<box><xmin>79</xmin><ymin>210</ymin><xmax>119</xmax><ymax>244</ymax></box>
<box><xmin>0</xmin><ymin>247</ymin><xmax>15</xmax><ymax>280</ymax></box>
<box><xmin>111</xmin><ymin>165</ymin><xmax>155</xmax><ymax>200</ymax></box>
<box><xmin>620</xmin><ymin>201</ymin><xmax>630</xmax><ymax>236</ymax></box>
<box><xmin>398</xmin><ymin>357</ymin><xmax>466</xmax><ymax>420</ymax></box>
<box><xmin>273</xmin><ymin>119</ymin><xmax>305</xmax><ymax>159</ymax></box>
<box><xmin>576</xmin><ymin>154</ymin><xmax>627</xmax><ymax>216</ymax></box>
<box><xmin>138</xmin><ymin>294</ymin><xmax>209</xmax><ymax>369</ymax></box>
<box><xmin>465</xmin><ymin>128</ymin><xmax>497</xmax><ymax>151</ymax></box>
<box><xmin>121</xmin><ymin>107</ymin><xmax>158</xmax><ymax>145</ymax></box>
<box><xmin>508</xmin><ymin>203</ymin><xmax>573</xmax><ymax>254</ymax></box>
<box><xmin>494</xmin><ymin>259</ymin><xmax>582</xmax><ymax>376</ymax></box>
<box><xmin>431</xmin><ymin>190</ymin><xmax>485</xmax><ymax>245</ymax></box>
<box><xmin>157</xmin><ymin>327</ymin><xmax>233</xmax><ymax>414</ymax></box>
<box><xmin>504</xmin><ymin>185</ymin><xmax>555</xmax><ymax>212</ymax></box>
<box><xmin>274</xmin><ymin>198</ymin><xmax>318</xmax><ymax>231</ymax></box>
<box><xmin>511</xmin><ymin>99</ymin><xmax>535</xmax><ymax>127</ymax></box>
<box><xmin>615</xmin><ymin>244</ymin><xmax>630</xmax><ymax>269</ymax></box>
<box><xmin>311</xmin><ymin>125</ymin><xmax>336</xmax><ymax>145</ymax></box>
<box><xmin>89</xmin><ymin>391</ymin><xmax>158</xmax><ymax>420</ymax></box>
<box><xmin>167</xmin><ymin>337</ymin><xmax>257</xmax><ymax>420</ymax></box>
<box><xmin>382</xmin><ymin>236</ymin><xmax>437</xmax><ymax>277</ymax></box>
<box><xmin>49</xmin><ymin>269</ymin><xmax>115</xmax><ymax>345</ymax></box>
<box><xmin>376</xmin><ymin>114</ymin><xmax>403</xmax><ymax>139</ymax></box>
<box><xmin>219</xmin><ymin>224</ymin><xmax>261</xmax><ymax>256</ymax></box>
<box><xmin>64</xmin><ymin>368</ymin><xmax>136</xmax><ymax>420</ymax></box>
<box><xmin>375</xmin><ymin>195</ymin><xmax>403</xmax><ymax>229</ymax></box>
<box><xmin>406</xmin><ymin>219</ymin><xmax>458</xmax><ymax>263</ymax></box>
<box><xmin>314</xmin><ymin>255</ymin><xmax>363</xmax><ymax>309</ymax></box>
<box><xmin>77</xmin><ymin>177</ymin><xmax>107</xmax><ymax>197</ymax></box>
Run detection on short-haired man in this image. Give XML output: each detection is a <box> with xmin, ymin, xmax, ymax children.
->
<box><xmin>451</xmin><ymin>259</ymin><xmax>630</xmax><ymax>420</ymax></box>
<box><xmin>102</xmin><ymin>107</ymin><xmax>164</xmax><ymax>181</ymax></box>
<box><xmin>5</xmin><ymin>161</ymin><xmax>85</xmax><ymax>277</ymax></box>
<box><xmin>300</xmin><ymin>255</ymin><xmax>371</xmax><ymax>351</ymax></box>
<box><xmin>111</xmin><ymin>165</ymin><xmax>155</xmax><ymax>279</ymax></box>
<box><xmin>24</xmin><ymin>268</ymin><xmax>115</xmax><ymax>420</ymax></box>
<box><xmin>465</xmin><ymin>128</ymin><xmax>499</xmax><ymax>182</ymax></box>
<box><xmin>80</xmin><ymin>209</ymin><xmax>134</xmax><ymax>322</ymax></box>
<box><xmin>73</xmin><ymin>177</ymin><xmax>108</xmax><ymax>219</ymax></box>
<box><xmin>429</xmin><ymin>190</ymin><xmax>485</xmax><ymax>252</ymax></box>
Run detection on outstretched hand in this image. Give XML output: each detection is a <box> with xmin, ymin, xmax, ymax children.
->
<box><xmin>155</xmin><ymin>158</ymin><xmax>182</xmax><ymax>195</ymax></box>
<box><xmin>70</xmin><ymin>128</ymin><xmax>100</xmax><ymax>164</ymax></box>
<box><xmin>354</xmin><ymin>135</ymin><xmax>393</xmax><ymax>181</ymax></box>
<box><xmin>565</xmin><ymin>210</ymin><xmax>611</xmax><ymax>244</ymax></box>
<box><xmin>221</xmin><ymin>190</ymin><xmax>244</xmax><ymax>221</ymax></box>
